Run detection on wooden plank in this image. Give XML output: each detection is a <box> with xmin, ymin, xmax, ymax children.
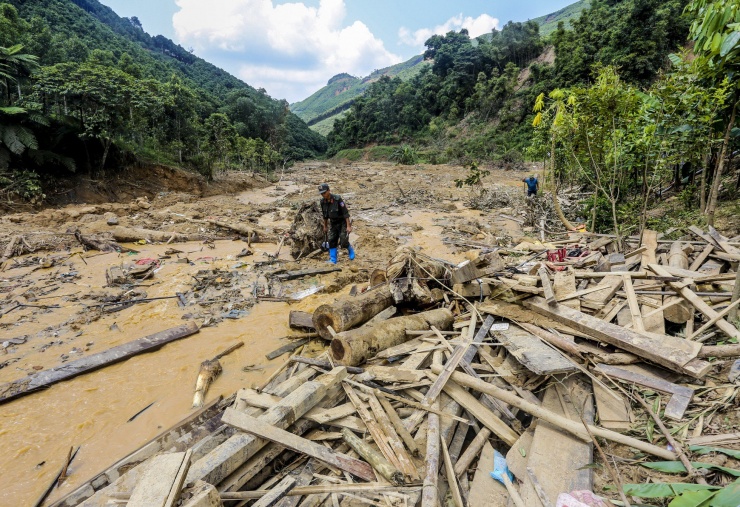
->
<box><xmin>0</xmin><ymin>322</ymin><xmax>199</xmax><ymax>405</ymax></box>
<box><xmin>252</xmin><ymin>476</ymin><xmax>297</xmax><ymax>507</ymax></box>
<box><xmin>289</xmin><ymin>311</ymin><xmax>315</xmax><ymax>330</ymax></box>
<box><xmin>553</xmin><ymin>268</ymin><xmax>580</xmax><ymax>311</ymax></box>
<box><xmin>593</xmin><ymin>383</ymin><xmax>632</xmax><ymax>431</ymax></box>
<box><xmin>375</xmin><ymin>392</ymin><xmax>422</xmax><ymax>458</ymax></box>
<box><xmin>637</xmin><ymin>229</ymin><xmax>664</xmax><ymax>333</ymax></box>
<box><xmin>708</xmin><ymin>226</ymin><xmax>740</xmax><ymax>256</ymax></box>
<box><xmin>128</xmin><ymin>452</ymin><xmax>190</xmax><ymax>507</ymax></box>
<box><xmin>517</xmin><ymin>378</ymin><xmax>594</xmax><ymax>507</ymax></box>
<box><xmin>366</xmin><ymin>393</ymin><xmax>420</xmax><ymax>480</ymax></box>
<box><xmin>451</xmin><ymin>262</ymin><xmax>483</xmax><ymax>285</ymax></box>
<box><xmin>439</xmin><ymin>379</ymin><xmax>519</xmax><ymax>446</ymax></box>
<box><xmin>266</xmin><ymin>339</ymin><xmax>309</xmax><ymax>360</ymax></box>
<box><xmin>650</xmin><ymin>264</ymin><xmax>740</xmax><ymax>340</ymax></box>
<box><xmin>186</xmin><ymin>367</ymin><xmax>347</xmax><ymax>486</ymax></box>
<box><xmin>595</xmin><ymin>364</ymin><xmax>693</xmax><ymax>421</ymax></box>
<box><xmin>581</xmin><ymin>275</ymin><xmax>623</xmax><ymax>307</ymax></box>
<box><xmin>621</xmin><ymin>274</ymin><xmax>645</xmax><ymax>332</ymax></box>
<box><xmin>273</xmin><ymin>267</ymin><xmax>341</xmax><ymax>280</ymax></box>
<box><xmin>467</xmin><ymin>442</ymin><xmax>508</xmax><ymax>507</ymax></box>
<box><xmin>421</xmin><ymin>400</ymin><xmax>441</xmax><ymax>507</ymax></box>
<box><xmin>524</xmin><ymin>297</ymin><xmax>708</xmax><ymax>378</ymax></box>
<box><xmin>441</xmin><ymin>441</ymin><xmax>464</xmax><ymax>507</ymax></box>
<box><xmin>499</xmin><ymin>324</ymin><xmax>577</xmax><ymax>375</ymax></box>
<box><xmin>538</xmin><ymin>267</ymin><xmax>556</xmax><ymax>305</ymax></box>
<box><xmin>689</xmin><ymin>244</ymin><xmax>714</xmax><ymax>271</ymax></box>
<box><xmin>222</xmin><ymin>410</ymin><xmax>375</xmax><ymax>481</ymax></box>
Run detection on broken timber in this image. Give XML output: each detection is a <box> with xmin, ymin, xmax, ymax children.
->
<box><xmin>223</xmin><ymin>410</ymin><xmax>376</xmax><ymax>482</ymax></box>
<box><xmin>498</xmin><ymin>323</ymin><xmax>577</xmax><ymax>375</ymax></box>
<box><xmin>524</xmin><ymin>297</ymin><xmax>710</xmax><ymax>378</ymax></box>
<box><xmin>0</xmin><ymin>322</ymin><xmax>200</xmax><ymax>405</ymax></box>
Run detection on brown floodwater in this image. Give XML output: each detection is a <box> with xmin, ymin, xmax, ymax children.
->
<box><xmin>0</xmin><ymin>181</ymin><xmax>494</xmax><ymax>506</ymax></box>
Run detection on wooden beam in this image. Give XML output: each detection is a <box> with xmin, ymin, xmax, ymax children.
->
<box><xmin>0</xmin><ymin>322</ymin><xmax>200</xmax><ymax>405</ymax></box>
<box><xmin>649</xmin><ymin>264</ymin><xmax>740</xmax><ymax>340</ymax></box>
<box><xmin>128</xmin><ymin>451</ymin><xmax>192</xmax><ymax>507</ymax></box>
<box><xmin>524</xmin><ymin>297</ymin><xmax>709</xmax><ymax>378</ymax></box>
<box><xmin>538</xmin><ymin>267</ymin><xmax>556</xmax><ymax>305</ymax></box>
<box><xmin>499</xmin><ymin>324</ymin><xmax>577</xmax><ymax>375</ymax></box>
<box><xmin>223</xmin><ymin>409</ymin><xmax>375</xmax><ymax>481</ymax></box>
<box><xmin>621</xmin><ymin>274</ymin><xmax>645</xmax><ymax>332</ymax></box>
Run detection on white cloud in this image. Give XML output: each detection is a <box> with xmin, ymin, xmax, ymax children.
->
<box><xmin>173</xmin><ymin>0</ymin><xmax>401</xmax><ymax>102</ymax></box>
<box><xmin>399</xmin><ymin>13</ymin><xmax>500</xmax><ymax>49</ymax></box>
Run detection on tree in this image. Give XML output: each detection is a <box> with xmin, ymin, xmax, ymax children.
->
<box><xmin>684</xmin><ymin>0</ymin><xmax>740</xmax><ymax>225</ymax></box>
<box><xmin>203</xmin><ymin>112</ymin><xmax>237</xmax><ymax>176</ymax></box>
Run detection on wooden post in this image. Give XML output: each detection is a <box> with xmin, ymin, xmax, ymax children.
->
<box><xmin>421</xmin><ymin>400</ymin><xmax>441</xmax><ymax>507</ymax></box>
<box><xmin>664</xmin><ymin>243</ymin><xmax>693</xmax><ymax>323</ymax></box>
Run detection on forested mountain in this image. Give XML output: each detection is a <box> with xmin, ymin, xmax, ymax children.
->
<box><xmin>0</xmin><ymin>0</ymin><xmax>326</xmax><ymax>199</ymax></box>
<box><xmin>290</xmin><ymin>0</ymin><xmax>590</xmax><ymax>134</ymax></box>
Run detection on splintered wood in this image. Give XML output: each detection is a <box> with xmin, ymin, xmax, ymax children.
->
<box><xmin>60</xmin><ymin>227</ymin><xmax>739</xmax><ymax>507</ymax></box>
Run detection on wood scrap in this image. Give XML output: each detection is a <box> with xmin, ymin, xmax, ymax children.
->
<box><xmin>192</xmin><ymin>341</ymin><xmax>243</xmax><ymax>408</ymax></box>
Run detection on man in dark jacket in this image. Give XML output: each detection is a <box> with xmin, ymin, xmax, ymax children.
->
<box><xmin>318</xmin><ymin>183</ymin><xmax>355</xmax><ymax>264</ymax></box>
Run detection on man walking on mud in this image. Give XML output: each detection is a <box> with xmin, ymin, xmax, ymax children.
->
<box><xmin>523</xmin><ymin>174</ymin><xmax>539</xmax><ymax>197</ymax></box>
<box><xmin>319</xmin><ymin>183</ymin><xmax>355</xmax><ymax>264</ymax></box>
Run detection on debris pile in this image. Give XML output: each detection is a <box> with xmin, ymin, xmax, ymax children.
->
<box><xmin>49</xmin><ymin>224</ymin><xmax>740</xmax><ymax>507</ymax></box>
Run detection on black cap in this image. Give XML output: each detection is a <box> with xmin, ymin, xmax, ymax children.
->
<box><xmin>318</xmin><ymin>183</ymin><xmax>330</xmax><ymax>193</ymax></box>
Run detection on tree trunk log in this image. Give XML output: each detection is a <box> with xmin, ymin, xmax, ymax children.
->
<box><xmin>330</xmin><ymin>308</ymin><xmax>453</xmax><ymax>366</ymax></box>
<box><xmin>664</xmin><ymin>242</ymin><xmax>693</xmax><ymax>324</ymax></box>
<box><xmin>341</xmin><ymin>428</ymin><xmax>404</xmax><ymax>486</ymax></box>
<box><xmin>706</xmin><ymin>101</ymin><xmax>737</xmax><ymax>226</ymax></box>
<box><xmin>111</xmin><ymin>227</ymin><xmax>204</xmax><ymax>244</ymax></box>
<box><xmin>313</xmin><ymin>286</ymin><xmax>395</xmax><ymax>340</ymax></box>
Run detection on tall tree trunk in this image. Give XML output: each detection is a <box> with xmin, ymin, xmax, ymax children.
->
<box><xmin>550</xmin><ymin>133</ymin><xmax>577</xmax><ymax>231</ymax></box>
<box><xmin>706</xmin><ymin>101</ymin><xmax>737</xmax><ymax>227</ymax></box>
<box><xmin>699</xmin><ymin>148</ymin><xmax>710</xmax><ymax>212</ymax></box>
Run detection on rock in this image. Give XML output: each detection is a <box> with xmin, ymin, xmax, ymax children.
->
<box><xmin>107</xmin><ymin>216</ymin><xmax>119</xmax><ymax>226</ymax></box>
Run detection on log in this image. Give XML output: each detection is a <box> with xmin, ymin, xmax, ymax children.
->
<box><xmin>273</xmin><ymin>267</ymin><xmax>341</xmax><ymax>281</ymax></box>
<box><xmin>665</xmin><ymin>242</ymin><xmax>693</xmax><ymax>323</ymax></box>
<box><xmin>192</xmin><ymin>342</ymin><xmax>243</xmax><ymax>408</ymax></box>
<box><xmin>430</xmin><ymin>366</ymin><xmax>677</xmax><ymax>461</ymax></box>
<box><xmin>341</xmin><ymin>428</ymin><xmax>404</xmax><ymax>485</ymax></box>
<box><xmin>0</xmin><ymin>322</ymin><xmax>200</xmax><ymax>405</ymax></box>
<box><xmin>220</xmin><ymin>484</ymin><xmax>422</xmax><ymax>501</ymax></box>
<box><xmin>1</xmin><ymin>234</ymin><xmax>22</xmax><ymax>266</ymax></box>
<box><xmin>330</xmin><ymin>308</ymin><xmax>453</xmax><ymax>366</ymax></box>
<box><xmin>698</xmin><ymin>344</ymin><xmax>740</xmax><ymax>358</ymax></box>
<box><xmin>313</xmin><ymin>286</ymin><xmax>394</xmax><ymax>340</ymax></box>
<box><xmin>111</xmin><ymin>226</ymin><xmax>203</xmax><ymax>243</ymax></box>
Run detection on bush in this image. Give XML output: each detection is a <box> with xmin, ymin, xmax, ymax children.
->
<box><xmin>391</xmin><ymin>145</ymin><xmax>418</xmax><ymax>165</ymax></box>
<box><xmin>0</xmin><ymin>169</ymin><xmax>45</xmax><ymax>203</ymax></box>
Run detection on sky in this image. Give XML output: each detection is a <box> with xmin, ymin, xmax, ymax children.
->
<box><xmin>99</xmin><ymin>0</ymin><xmax>576</xmax><ymax>103</ymax></box>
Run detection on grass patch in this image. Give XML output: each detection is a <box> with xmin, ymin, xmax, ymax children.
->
<box><xmin>332</xmin><ymin>148</ymin><xmax>364</xmax><ymax>162</ymax></box>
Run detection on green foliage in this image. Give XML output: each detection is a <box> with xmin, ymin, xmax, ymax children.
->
<box><xmin>0</xmin><ymin>168</ymin><xmax>43</xmax><ymax>201</ymax></box>
<box><xmin>391</xmin><ymin>145</ymin><xmax>418</xmax><ymax>165</ymax></box>
<box><xmin>0</xmin><ymin>0</ymin><xmax>325</xmax><ymax>194</ymax></box>
<box><xmin>454</xmin><ymin>161</ymin><xmax>489</xmax><ymax>188</ymax></box>
<box><xmin>366</xmin><ymin>145</ymin><xmax>395</xmax><ymax>161</ymax></box>
<box><xmin>332</xmin><ymin>148</ymin><xmax>364</xmax><ymax>161</ymax></box>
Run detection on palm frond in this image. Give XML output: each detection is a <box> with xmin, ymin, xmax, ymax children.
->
<box><xmin>27</xmin><ymin>149</ymin><xmax>76</xmax><ymax>173</ymax></box>
<box><xmin>1</xmin><ymin>125</ymin><xmax>38</xmax><ymax>154</ymax></box>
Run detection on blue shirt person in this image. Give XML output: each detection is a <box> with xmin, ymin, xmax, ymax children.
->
<box><xmin>523</xmin><ymin>175</ymin><xmax>539</xmax><ymax>197</ymax></box>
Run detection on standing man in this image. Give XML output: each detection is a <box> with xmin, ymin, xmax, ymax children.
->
<box><xmin>523</xmin><ymin>174</ymin><xmax>539</xmax><ymax>197</ymax></box>
<box><xmin>319</xmin><ymin>183</ymin><xmax>355</xmax><ymax>264</ymax></box>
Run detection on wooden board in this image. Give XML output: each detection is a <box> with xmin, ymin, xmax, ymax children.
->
<box><xmin>451</xmin><ymin>262</ymin><xmax>483</xmax><ymax>285</ymax></box>
<box><xmin>596</xmin><ymin>364</ymin><xmax>693</xmax><ymax>421</ymax></box>
<box><xmin>289</xmin><ymin>311</ymin><xmax>315</xmax><ymax>330</ymax></box>
<box><xmin>520</xmin><ymin>378</ymin><xmax>594</xmax><ymax>506</ymax></box>
<box><xmin>467</xmin><ymin>442</ymin><xmax>508</xmax><ymax>507</ymax></box>
<box><xmin>637</xmin><ymin>230</ymin><xmax>664</xmax><ymax>334</ymax></box>
<box><xmin>265</xmin><ymin>339</ymin><xmax>309</xmax><ymax>360</ymax></box>
<box><xmin>128</xmin><ymin>452</ymin><xmax>191</xmax><ymax>507</ymax></box>
<box><xmin>553</xmin><ymin>269</ymin><xmax>580</xmax><ymax>311</ymax></box>
<box><xmin>593</xmin><ymin>382</ymin><xmax>632</xmax><ymax>431</ymax></box>
<box><xmin>222</xmin><ymin>409</ymin><xmax>376</xmax><ymax>481</ymax></box>
<box><xmin>524</xmin><ymin>297</ymin><xmax>707</xmax><ymax>378</ymax></box>
<box><xmin>499</xmin><ymin>324</ymin><xmax>577</xmax><ymax>375</ymax></box>
<box><xmin>0</xmin><ymin>323</ymin><xmax>199</xmax><ymax>404</ymax></box>
<box><xmin>273</xmin><ymin>267</ymin><xmax>341</xmax><ymax>281</ymax></box>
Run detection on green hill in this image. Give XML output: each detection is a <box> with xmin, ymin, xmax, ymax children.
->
<box><xmin>290</xmin><ymin>55</ymin><xmax>430</xmax><ymax>129</ymax></box>
<box><xmin>532</xmin><ymin>0</ymin><xmax>590</xmax><ymax>37</ymax></box>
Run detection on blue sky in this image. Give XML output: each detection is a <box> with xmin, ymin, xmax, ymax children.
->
<box><xmin>99</xmin><ymin>0</ymin><xmax>576</xmax><ymax>103</ymax></box>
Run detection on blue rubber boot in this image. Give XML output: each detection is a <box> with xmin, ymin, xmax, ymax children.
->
<box><xmin>328</xmin><ymin>248</ymin><xmax>338</xmax><ymax>264</ymax></box>
<box><xmin>347</xmin><ymin>244</ymin><xmax>355</xmax><ymax>260</ymax></box>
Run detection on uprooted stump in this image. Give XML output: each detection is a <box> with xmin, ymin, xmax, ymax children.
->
<box><xmin>330</xmin><ymin>307</ymin><xmax>454</xmax><ymax>366</ymax></box>
<box><xmin>387</xmin><ymin>247</ymin><xmax>450</xmax><ymax>305</ymax></box>
<box><xmin>289</xmin><ymin>201</ymin><xmax>324</xmax><ymax>259</ymax></box>
<box><xmin>313</xmin><ymin>285</ymin><xmax>394</xmax><ymax>340</ymax></box>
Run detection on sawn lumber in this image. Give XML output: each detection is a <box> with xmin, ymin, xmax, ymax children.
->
<box><xmin>524</xmin><ymin>297</ymin><xmax>710</xmax><ymax>378</ymax></box>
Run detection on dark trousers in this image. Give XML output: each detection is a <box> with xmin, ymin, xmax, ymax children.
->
<box><xmin>327</xmin><ymin>220</ymin><xmax>349</xmax><ymax>249</ymax></box>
